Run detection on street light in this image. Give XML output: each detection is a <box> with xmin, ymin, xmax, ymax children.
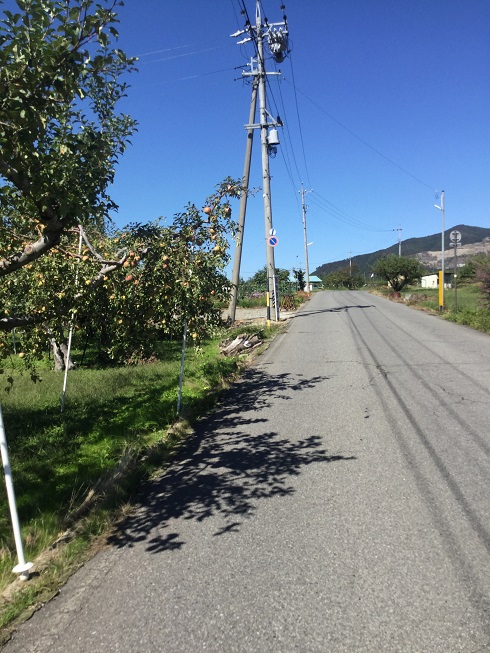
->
<box><xmin>434</xmin><ymin>190</ymin><xmax>445</xmax><ymax>311</ymax></box>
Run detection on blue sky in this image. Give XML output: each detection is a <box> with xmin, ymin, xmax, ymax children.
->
<box><xmin>28</xmin><ymin>1</ymin><xmax>490</xmax><ymax>277</ymax></box>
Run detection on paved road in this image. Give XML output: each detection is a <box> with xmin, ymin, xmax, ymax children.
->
<box><xmin>5</xmin><ymin>291</ymin><xmax>490</xmax><ymax>652</ymax></box>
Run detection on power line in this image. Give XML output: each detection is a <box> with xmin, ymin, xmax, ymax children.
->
<box><xmin>136</xmin><ymin>42</ymin><xmax>208</xmax><ymax>58</ymax></box>
<box><xmin>283</xmin><ymin>78</ymin><xmax>436</xmax><ymax>192</ymax></box>
<box><xmin>129</xmin><ymin>66</ymin><xmax>238</xmax><ymax>89</ymax></box>
<box><xmin>138</xmin><ymin>43</ymin><xmax>231</xmax><ymax>66</ymax></box>
<box><xmin>307</xmin><ymin>194</ymin><xmax>393</xmax><ymax>233</ymax></box>
<box><xmin>274</xmin><ymin>78</ymin><xmax>303</xmax><ymax>186</ymax></box>
<box><xmin>287</xmin><ymin>53</ymin><xmax>312</xmax><ymax>188</ymax></box>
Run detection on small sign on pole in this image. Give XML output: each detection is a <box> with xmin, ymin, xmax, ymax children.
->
<box><xmin>268</xmin><ymin>235</ymin><xmax>278</xmax><ymax>247</ymax></box>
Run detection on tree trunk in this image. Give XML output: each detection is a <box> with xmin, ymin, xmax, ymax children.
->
<box><xmin>50</xmin><ymin>338</ymin><xmax>77</xmax><ymax>372</ymax></box>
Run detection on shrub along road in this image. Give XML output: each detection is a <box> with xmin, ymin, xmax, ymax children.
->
<box><xmin>4</xmin><ymin>291</ymin><xmax>490</xmax><ymax>652</ymax></box>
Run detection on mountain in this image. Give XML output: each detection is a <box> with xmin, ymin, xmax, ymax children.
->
<box><xmin>313</xmin><ymin>225</ymin><xmax>490</xmax><ymax>277</ymax></box>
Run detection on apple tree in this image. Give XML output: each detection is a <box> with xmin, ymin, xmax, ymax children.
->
<box><xmin>0</xmin><ymin>0</ymin><xmax>136</xmax><ymax>280</ymax></box>
<box><xmin>0</xmin><ymin>180</ymin><xmax>240</xmax><ymax>368</ymax></box>
<box><xmin>74</xmin><ymin>180</ymin><xmax>240</xmax><ymax>364</ymax></box>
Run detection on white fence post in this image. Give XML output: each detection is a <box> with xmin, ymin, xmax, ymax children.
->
<box><xmin>0</xmin><ymin>404</ymin><xmax>33</xmax><ymax>580</ymax></box>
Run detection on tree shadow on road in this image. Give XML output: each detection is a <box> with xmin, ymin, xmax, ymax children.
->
<box><xmin>108</xmin><ymin>367</ymin><xmax>356</xmax><ymax>553</ymax></box>
<box><xmin>295</xmin><ymin>305</ymin><xmax>375</xmax><ymax>318</ymax></box>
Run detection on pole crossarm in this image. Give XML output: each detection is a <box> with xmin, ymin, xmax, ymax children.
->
<box><xmin>242</xmin><ymin>71</ymin><xmax>282</xmax><ymax>77</ymax></box>
<box><xmin>245</xmin><ymin>107</ymin><xmax>282</xmax><ymax>131</ymax></box>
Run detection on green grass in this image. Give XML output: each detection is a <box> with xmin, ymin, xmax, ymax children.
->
<box><xmin>0</xmin><ymin>325</ymin><xmax>282</xmax><ymax>605</ymax></box>
<box><xmin>237</xmin><ymin>292</ymin><xmax>305</xmax><ymax>309</ymax></box>
<box><xmin>372</xmin><ymin>283</ymin><xmax>490</xmax><ymax>334</ymax></box>
<box><xmin>403</xmin><ymin>284</ymin><xmax>480</xmax><ymax>312</ymax></box>
<box><xmin>0</xmin><ymin>321</ymin><xmax>285</xmax><ymax>636</ymax></box>
<box><xmin>237</xmin><ymin>295</ymin><xmax>267</xmax><ymax>308</ymax></box>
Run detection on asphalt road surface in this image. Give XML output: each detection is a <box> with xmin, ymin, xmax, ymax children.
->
<box><xmin>5</xmin><ymin>291</ymin><xmax>490</xmax><ymax>652</ymax></box>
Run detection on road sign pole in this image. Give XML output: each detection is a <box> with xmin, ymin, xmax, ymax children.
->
<box><xmin>454</xmin><ymin>239</ymin><xmax>458</xmax><ymax>313</ymax></box>
<box><xmin>449</xmin><ymin>229</ymin><xmax>461</xmax><ymax>314</ymax></box>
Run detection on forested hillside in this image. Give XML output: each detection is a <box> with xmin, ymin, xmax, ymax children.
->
<box><xmin>314</xmin><ymin>225</ymin><xmax>490</xmax><ymax>276</ymax></box>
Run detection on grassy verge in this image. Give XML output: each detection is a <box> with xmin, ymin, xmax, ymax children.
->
<box><xmin>370</xmin><ymin>283</ymin><xmax>490</xmax><ymax>334</ymax></box>
<box><xmin>237</xmin><ymin>291</ymin><xmax>308</xmax><ymax>309</ymax></box>
<box><xmin>0</xmin><ymin>322</ymin><xmax>283</xmax><ymax>637</ymax></box>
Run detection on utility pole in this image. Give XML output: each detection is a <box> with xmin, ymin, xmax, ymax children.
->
<box><xmin>435</xmin><ymin>190</ymin><xmax>445</xmax><ymax>311</ymax></box>
<box><xmin>231</xmin><ymin>2</ymin><xmax>289</xmax><ymax>323</ymax></box>
<box><xmin>226</xmin><ymin>80</ymin><xmax>258</xmax><ymax>323</ymax></box>
<box><xmin>300</xmin><ymin>184</ymin><xmax>313</xmax><ymax>292</ymax></box>
<box><xmin>257</xmin><ymin>9</ymin><xmax>277</xmax><ymax>322</ymax></box>
<box><xmin>396</xmin><ymin>225</ymin><xmax>402</xmax><ymax>256</ymax></box>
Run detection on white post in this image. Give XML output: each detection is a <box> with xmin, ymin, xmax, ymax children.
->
<box><xmin>177</xmin><ymin>321</ymin><xmax>188</xmax><ymax>415</ymax></box>
<box><xmin>434</xmin><ymin>191</ymin><xmax>445</xmax><ymax>310</ymax></box>
<box><xmin>0</xmin><ymin>404</ymin><xmax>33</xmax><ymax>580</ymax></box>
<box><xmin>441</xmin><ymin>190</ymin><xmax>445</xmax><ymax>309</ymax></box>
<box><xmin>61</xmin><ymin>227</ymin><xmax>83</xmax><ymax>412</ymax></box>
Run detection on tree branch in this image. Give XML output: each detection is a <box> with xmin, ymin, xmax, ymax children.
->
<box><xmin>0</xmin><ymin>228</ymin><xmax>63</xmax><ymax>277</ymax></box>
<box><xmin>0</xmin><ymin>314</ymin><xmax>47</xmax><ymax>331</ymax></box>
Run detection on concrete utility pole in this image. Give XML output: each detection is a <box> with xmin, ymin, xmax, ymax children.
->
<box><xmin>396</xmin><ymin>225</ymin><xmax>402</xmax><ymax>256</ymax></box>
<box><xmin>256</xmin><ymin>9</ymin><xmax>277</xmax><ymax>321</ymax></box>
<box><xmin>231</xmin><ymin>1</ymin><xmax>289</xmax><ymax>323</ymax></box>
<box><xmin>434</xmin><ymin>190</ymin><xmax>445</xmax><ymax>311</ymax></box>
<box><xmin>300</xmin><ymin>184</ymin><xmax>313</xmax><ymax>292</ymax></box>
<box><xmin>226</xmin><ymin>80</ymin><xmax>258</xmax><ymax>323</ymax></box>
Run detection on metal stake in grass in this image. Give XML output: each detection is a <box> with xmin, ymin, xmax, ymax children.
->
<box><xmin>0</xmin><ymin>404</ymin><xmax>33</xmax><ymax>581</ymax></box>
<box><xmin>177</xmin><ymin>321</ymin><xmax>188</xmax><ymax>415</ymax></box>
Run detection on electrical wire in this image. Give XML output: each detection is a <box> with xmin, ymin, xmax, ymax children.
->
<box><xmin>287</xmin><ymin>52</ymin><xmax>312</xmax><ymax>188</ymax></box>
<box><xmin>136</xmin><ymin>43</ymin><xmax>203</xmax><ymax>58</ymax></box>
<box><xmin>274</xmin><ymin>79</ymin><xmax>303</xmax><ymax>185</ymax></box>
<box><xmin>283</xmin><ymin>78</ymin><xmax>436</xmax><ymax>192</ymax></box>
<box><xmin>233</xmin><ymin>2</ymin><xmax>393</xmax><ymax>240</ymax></box>
<box><xmin>234</xmin><ymin>1</ymin><xmax>303</xmax><ymax>210</ymax></box>
<box><xmin>129</xmin><ymin>66</ymin><xmax>238</xmax><ymax>89</ymax></box>
<box><xmin>229</xmin><ymin>0</ymin><xmax>242</xmax><ymax>29</ymax></box>
<box><xmin>138</xmin><ymin>43</ymin><xmax>232</xmax><ymax>66</ymax></box>
<box><xmin>307</xmin><ymin>194</ymin><xmax>393</xmax><ymax>233</ymax></box>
